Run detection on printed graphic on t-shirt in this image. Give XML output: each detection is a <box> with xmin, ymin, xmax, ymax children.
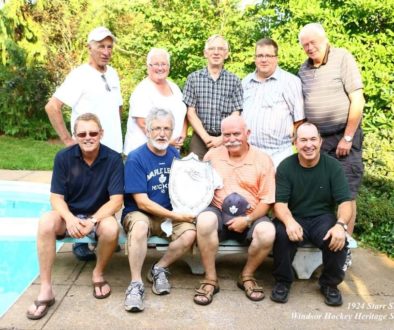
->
<box><xmin>147</xmin><ymin>167</ymin><xmax>170</xmax><ymax>194</ymax></box>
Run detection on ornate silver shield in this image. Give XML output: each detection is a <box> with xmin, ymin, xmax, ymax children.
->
<box><xmin>169</xmin><ymin>153</ymin><xmax>214</xmax><ymax>216</ymax></box>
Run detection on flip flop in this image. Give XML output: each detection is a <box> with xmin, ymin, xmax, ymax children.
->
<box><xmin>93</xmin><ymin>280</ymin><xmax>111</xmax><ymax>299</ymax></box>
<box><xmin>26</xmin><ymin>298</ymin><xmax>56</xmax><ymax>320</ymax></box>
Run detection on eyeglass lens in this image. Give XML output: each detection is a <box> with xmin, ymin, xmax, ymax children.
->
<box><xmin>76</xmin><ymin>131</ymin><xmax>100</xmax><ymax>138</ymax></box>
<box><xmin>149</xmin><ymin>63</ymin><xmax>169</xmax><ymax>68</ymax></box>
<box><xmin>207</xmin><ymin>47</ymin><xmax>227</xmax><ymax>52</ymax></box>
<box><xmin>255</xmin><ymin>54</ymin><xmax>277</xmax><ymax>59</ymax></box>
<box><xmin>151</xmin><ymin>127</ymin><xmax>173</xmax><ymax>133</ymax></box>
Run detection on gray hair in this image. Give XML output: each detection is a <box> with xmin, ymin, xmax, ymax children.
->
<box><xmin>146</xmin><ymin>48</ymin><xmax>171</xmax><ymax>66</ymax></box>
<box><xmin>298</xmin><ymin>23</ymin><xmax>328</xmax><ymax>44</ymax></box>
<box><xmin>146</xmin><ymin>108</ymin><xmax>175</xmax><ymax>132</ymax></box>
<box><xmin>73</xmin><ymin>113</ymin><xmax>102</xmax><ymax>133</ymax></box>
<box><xmin>204</xmin><ymin>34</ymin><xmax>229</xmax><ymax>51</ymax></box>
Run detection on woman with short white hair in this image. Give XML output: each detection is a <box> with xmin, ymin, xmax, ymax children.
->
<box><xmin>123</xmin><ymin>48</ymin><xmax>187</xmax><ymax>154</ymax></box>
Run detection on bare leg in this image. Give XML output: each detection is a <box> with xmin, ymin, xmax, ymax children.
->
<box><xmin>241</xmin><ymin>222</ymin><xmax>275</xmax><ymax>299</ymax></box>
<box><xmin>127</xmin><ymin>221</ymin><xmax>149</xmax><ymax>282</ymax></box>
<box><xmin>194</xmin><ymin>211</ymin><xmax>219</xmax><ymax>304</ymax></box>
<box><xmin>156</xmin><ymin>230</ymin><xmax>196</xmax><ymax>268</ymax></box>
<box><xmin>27</xmin><ymin>211</ymin><xmax>66</xmax><ymax>317</ymax></box>
<box><xmin>92</xmin><ymin>216</ymin><xmax>119</xmax><ymax>296</ymax></box>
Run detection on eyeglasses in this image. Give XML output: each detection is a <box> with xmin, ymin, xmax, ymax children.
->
<box><xmin>206</xmin><ymin>47</ymin><xmax>227</xmax><ymax>52</ymax></box>
<box><xmin>75</xmin><ymin>131</ymin><xmax>100</xmax><ymax>138</ymax></box>
<box><xmin>101</xmin><ymin>75</ymin><xmax>111</xmax><ymax>91</ymax></box>
<box><xmin>149</xmin><ymin>63</ymin><xmax>169</xmax><ymax>69</ymax></box>
<box><xmin>150</xmin><ymin>127</ymin><xmax>173</xmax><ymax>134</ymax></box>
<box><xmin>255</xmin><ymin>54</ymin><xmax>277</xmax><ymax>60</ymax></box>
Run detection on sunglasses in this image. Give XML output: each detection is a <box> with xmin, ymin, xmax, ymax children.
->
<box><xmin>101</xmin><ymin>75</ymin><xmax>111</xmax><ymax>92</ymax></box>
<box><xmin>75</xmin><ymin>131</ymin><xmax>100</xmax><ymax>138</ymax></box>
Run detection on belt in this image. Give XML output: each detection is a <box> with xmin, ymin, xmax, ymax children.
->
<box><xmin>208</xmin><ymin>132</ymin><xmax>221</xmax><ymax>137</ymax></box>
<box><xmin>320</xmin><ymin>129</ymin><xmax>345</xmax><ymax>137</ymax></box>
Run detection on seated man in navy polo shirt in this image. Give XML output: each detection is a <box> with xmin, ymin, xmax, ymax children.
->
<box><xmin>26</xmin><ymin>113</ymin><xmax>124</xmax><ymax>320</ymax></box>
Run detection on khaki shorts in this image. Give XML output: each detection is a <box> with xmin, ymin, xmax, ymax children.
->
<box><xmin>123</xmin><ymin>211</ymin><xmax>195</xmax><ymax>241</ymax></box>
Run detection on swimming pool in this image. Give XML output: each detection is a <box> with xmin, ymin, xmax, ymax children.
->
<box><xmin>0</xmin><ymin>180</ymin><xmax>61</xmax><ymax>317</ymax></box>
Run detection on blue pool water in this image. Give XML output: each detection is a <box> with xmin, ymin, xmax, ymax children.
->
<box><xmin>0</xmin><ymin>240</ymin><xmax>40</xmax><ymax>317</ymax></box>
<box><xmin>0</xmin><ymin>184</ymin><xmax>61</xmax><ymax>317</ymax></box>
<box><xmin>0</xmin><ymin>191</ymin><xmax>51</xmax><ymax>217</ymax></box>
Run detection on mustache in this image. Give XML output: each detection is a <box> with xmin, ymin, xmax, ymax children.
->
<box><xmin>224</xmin><ymin>141</ymin><xmax>242</xmax><ymax>147</ymax></box>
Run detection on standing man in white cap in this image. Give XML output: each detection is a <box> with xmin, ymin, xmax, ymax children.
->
<box><xmin>45</xmin><ymin>26</ymin><xmax>123</xmax><ymax>261</ymax></box>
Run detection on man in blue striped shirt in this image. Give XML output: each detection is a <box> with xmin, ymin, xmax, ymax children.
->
<box><xmin>242</xmin><ymin>38</ymin><xmax>305</xmax><ymax>168</ymax></box>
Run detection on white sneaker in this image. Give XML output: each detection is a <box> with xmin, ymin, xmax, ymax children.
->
<box><xmin>343</xmin><ymin>250</ymin><xmax>352</xmax><ymax>271</ymax></box>
<box><xmin>124</xmin><ymin>281</ymin><xmax>145</xmax><ymax>312</ymax></box>
<box><xmin>147</xmin><ymin>263</ymin><xmax>171</xmax><ymax>295</ymax></box>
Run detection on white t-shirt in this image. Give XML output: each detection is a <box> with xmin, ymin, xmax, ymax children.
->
<box><xmin>123</xmin><ymin>78</ymin><xmax>187</xmax><ymax>155</ymax></box>
<box><xmin>54</xmin><ymin>64</ymin><xmax>123</xmax><ymax>153</ymax></box>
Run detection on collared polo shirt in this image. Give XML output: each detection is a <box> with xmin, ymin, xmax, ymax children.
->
<box><xmin>204</xmin><ymin>145</ymin><xmax>275</xmax><ymax>211</ymax></box>
<box><xmin>51</xmin><ymin>144</ymin><xmax>124</xmax><ymax>215</ymax></box>
<box><xmin>183</xmin><ymin>67</ymin><xmax>243</xmax><ymax>135</ymax></box>
<box><xmin>298</xmin><ymin>47</ymin><xmax>364</xmax><ymax>135</ymax></box>
<box><xmin>242</xmin><ymin>67</ymin><xmax>304</xmax><ymax>155</ymax></box>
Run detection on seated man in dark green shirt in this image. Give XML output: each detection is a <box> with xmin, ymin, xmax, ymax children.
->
<box><xmin>271</xmin><ymin>122</ymin><xmax>352</xmax><ymax>306</ymax></box>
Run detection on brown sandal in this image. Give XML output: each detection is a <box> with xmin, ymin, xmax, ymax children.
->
<box><xmin>237</xmin><ymin>275</ymin><xmax>265</xmax><ymax>301</ymax></box>
<box><xmin>26</xmin><ymin>298</ymin><xmax>55</xmax><ymax>320</ymax></box>
<box><xmin>193</xmin><ymin>279</ymin><xmax>220</xmax><ymax>306</ymax></box>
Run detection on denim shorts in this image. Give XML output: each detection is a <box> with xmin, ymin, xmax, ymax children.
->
<box><xmin>56</xmin><ymin>214</ymin><xmax>97</xmax><ymax>240</ymax></box>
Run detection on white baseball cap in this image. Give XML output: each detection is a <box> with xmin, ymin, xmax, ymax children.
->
<box><xmin>87</xmin><ymin>27</ymin><xmax>116</xmax><ymax>43</ymax></box>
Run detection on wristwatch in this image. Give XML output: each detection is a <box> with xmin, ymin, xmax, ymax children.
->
<box><xmin>245</xmin><ymin>216</ymin><xmax>253</xmax><ymax>228</ymax></box>
<box><xmin>343</xmin><ymin>135</ymin><xmax>353</xmax><ymax>143</ymax></box>
<box><xmin>88</xmin><ymin>217</ymin><xmax>98</xmax><ymax>225</ymax></box>
<box><xmin>336</xmin><ymin>221</ymin><xmax>348</xmax><ymax>231</ymax></box>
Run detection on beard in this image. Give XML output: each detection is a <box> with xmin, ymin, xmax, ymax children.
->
<box><xmin>150</xmin><ymin>138</ymin><xmax>169</xmax><ymax>151</ymax></box>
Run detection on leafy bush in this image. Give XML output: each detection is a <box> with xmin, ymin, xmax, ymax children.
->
<box><xmin>0</xmin><ymin>44</ymin><xmax>56</xmax><ymax>139</ymax></box>
<box><xmin>355</xmin><ymin>130</ymin><xmax>394</xmax><ymax>257</ymax></box>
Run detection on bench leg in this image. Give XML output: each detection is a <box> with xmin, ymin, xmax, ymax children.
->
<box><xmin>292</xmin><ymin>249</ymin><xmax>322</xmax><ymax>280</ymax></box>
<box><xmin>182</xmin><ymin>254</ymin><xmax>204</xmax><ymax>275</ymax></box>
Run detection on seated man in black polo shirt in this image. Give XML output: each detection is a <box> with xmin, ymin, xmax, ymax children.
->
<box><xmin>26</xmin><ymin>113</ymin><xmax>124</xmax><ymax>320</ymax></box>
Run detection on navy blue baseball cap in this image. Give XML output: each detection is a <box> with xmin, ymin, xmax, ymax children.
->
<box><xmin>222</xmin><ymin>192</ymin><xmax>250</xmax><ymax>224</ymax></box>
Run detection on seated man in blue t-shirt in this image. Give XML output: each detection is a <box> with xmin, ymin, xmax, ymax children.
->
<box><xmin>26</xmin><ymin>113</ymin><xmax>124</xmax><ymax>320</ymax></box>
<box><xmin>122</xmin><ymin>108</ymin><xmax>196</xmax><ymax>313</ymax></box>
<box><xmin>271</xmin><ymin>122</ymin><xmax>352</xmax><ymax>307</ymax></box>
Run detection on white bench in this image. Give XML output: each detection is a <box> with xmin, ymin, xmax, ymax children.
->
<box><xmin>61</xmin><ymin>230</ymin><xmax>357</xmax><ymax>280</ymax></box>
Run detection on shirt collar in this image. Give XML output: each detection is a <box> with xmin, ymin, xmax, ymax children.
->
<box><xmin>202</xmin><ymin>67</ymin><xmax>225</xmax><ymax>79</ymax></box>
<box><xmin>250</xmin><ymin>66</ymin><xmax>280</xmax><ymax>83</ymax></box>
<box><xmin>219</xmin><ymin>144</ymin><xmax>254</xmax><ymax>166</ymax></box>
<box><xmin>73</xmin><ymin>143</ymin><xmax>107</xmax><ymax>164</ymax></box>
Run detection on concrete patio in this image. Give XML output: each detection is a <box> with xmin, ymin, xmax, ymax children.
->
<box><xmin>0</xmin><ymin>170</ymin><xmax>393</xmax><ymax>330</ymax></box>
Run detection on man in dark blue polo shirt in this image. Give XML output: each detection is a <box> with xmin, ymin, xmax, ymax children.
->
<box><xmin>26</xmin><ymin>113</ymin><xmax>124</xmax><ymax>320</ymax></box>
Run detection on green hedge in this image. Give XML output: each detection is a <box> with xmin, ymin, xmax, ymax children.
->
<box><xmin>355</xmin><ymin>129</ymin><xmax>394</xmax><ymax>257</ymax></box>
